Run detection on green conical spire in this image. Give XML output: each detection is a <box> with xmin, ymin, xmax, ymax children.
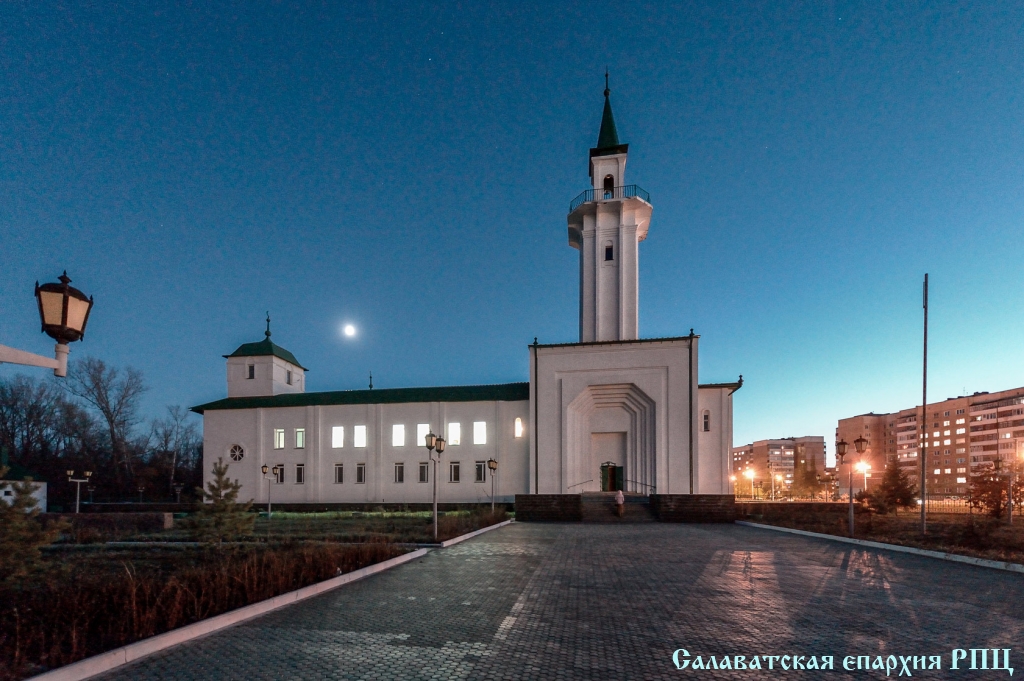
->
<box><xmin>596</xmin><ymin>71</ymin><xmax>620</xmax><ymax>150</ymax></box>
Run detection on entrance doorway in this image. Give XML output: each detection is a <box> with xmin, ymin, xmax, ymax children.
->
<box><xmin>600</xmin><ymin>462</ymin><xmax>624</xmax><ymax>491</ymax></box>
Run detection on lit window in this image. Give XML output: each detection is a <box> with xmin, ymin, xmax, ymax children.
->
<box><xmin>944</xmin><ymin>468</ymin><xmax>951</xmax><ymax>474</ymax></box>
<box><xmin>475</xmin><ymin>461</ymin><xmax>486</xmax><ymax>483</ymax></box>
<box><xmin>356</xmin><ymin>463</ymin><xmax>365</xmax><ymax>484</ymax></box>
<box><xmin>419</xmin><ymin>462</ymin><xmax>429</xmax><ymax>483</ymax></box>
<box><xmin>295</xmin><ymin>428</ymin><xmax>305</xmax><ymax>449</ymax></box>
<box><xmin>449</xmin><ymin>461</ymin><xmax>460</xmax><ymax>483</ymax></box>
<box><xmin>273</xmin><ymin>429</ymin><xmax>285</xmax><ymax>449</ymax></box>
<box><xmin>956</xmin><ymin>428</ymin><xmax>966</xmax><ymax>435</ymax></box>
<box><xmin>417</xmin><ymin>424</ymin><xmax>430</xmax><ymax>448</ymax></box>
<box><xmin>943</xmin><ymin>430</ymin><xmax>950</xmax><ymax>436</ymax></box>
<box><xmin>393</xmin><ymin>424</ymin><xmax>405</xmax><ymax>447</ymax></box>
<box><xmin>933</xmin><ymin>431</ymin><xmax>940</xmax><ymax>438</ymax></box>
<box><xmin>473</xmin><ymin>421</ymin><xmax>486</xmax><ymax>445</ymax></box>
<box><xmin>354</xmin><ymin>425</ymin><xmax>367</xmax><ymax>448</ymax></box>
<box><xmin>334</xmin><ymin>464</ymin><xmax>344</xmax><ymax>484</ymax></box>
<box><xmin>448</xmin><ymin>422</ymin><xmax>461</xmax><ymax>445</ymax></box>
<box><xmin>943</xmin><ymin>439</ymin><xmax>950</xmax><ymax>446</ymax></box>
<box><xmin>943</xmin><ymin>421</ymin><xmax>950</xmax><ymax>427</ymax></box>
<box><xmin>332</xmin><ymin>426</ymin><xmax>345</xmax><ymax>448</ymax></box>
<box><xmin>514</xmin><ymin>417</ymin><xmax>524</xmax><ymax>438</ymax></box>
<box><xmin>933</xmin><ymin>469</ymin><xmax>941</xmax><ymax>475</ymax></box>
<box><xmin>295</xmin><ymin>464</ymin><xmax>305</xmax><ymax>484</ymax></box>
<box><xmin>247</xmin><ymin>365</ymin><xmax>255</xmax><ymax>379</ymax></box>
<box><xmin>956</xmin><ymin>467</ymin><xmax>966</xmax><ymax>473</ymax></box>
<box><xmin>1003</xmin><ymin>433</ymin><xmax>1012</xmax><ymax>439</ymax></box>
<box><xmin>956</xmin><ymin>477</ymin><xmax>967</xmax><ymax>484</ymax></box>
<box><xmin>395</xmin><ymin>462</ymin><xmax>405</xmax><ymax>483</ymax></box>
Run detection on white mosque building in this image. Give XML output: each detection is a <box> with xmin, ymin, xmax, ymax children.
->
<box><xmin>193</xmin><ymin>84</ymin><xmax>742</xmax><ymax>509</ymax></box>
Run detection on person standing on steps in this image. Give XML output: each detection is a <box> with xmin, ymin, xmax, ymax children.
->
<box><xmin>614</xmin><ymin>489</ymin><xmax>625</xmax><ymax>517</ymax></box>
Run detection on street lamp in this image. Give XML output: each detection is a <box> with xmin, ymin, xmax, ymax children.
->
<box><xmin>776</xmin><ymin>474</ymin><xmax>784</xmax><ymax>500</ymax></box>
<box><xmin>0</xmin><ymin>272</ymin><xmax>93</xmax><ymax>377</ymax></box>
<box><xmin>423</xmin><ymin>431</ymin><xmax>445</xmax><ymax>541</ymax></box>
<box><xmin>261</xmin><ymin>464</ymin><xmax>281</xmax><ymax>519</ymax></box>
<box><xmin>837</xmin><ymin>439</ymin><xmax>854</xmax><ymax>537</ymax></box>
<box><xmin>743</xmin><ymin>469</ymin><xmax>755</xmax><ymax>500</ymax></box>
<box><xmin>856</xmin><ymin>461</ymin><xmax>871</xmax><ymax>494</ymax></box>
<box><xmin>487</xmin><ymin>458</ymin><xmax>498</xmax><ymax>513</ymax></box>
<box><xmin>66</xmin><ymin>469</ymin><xmax>93</xmax><ymax>514</ymax></box>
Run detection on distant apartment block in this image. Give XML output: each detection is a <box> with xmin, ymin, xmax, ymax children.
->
<box><xmin>731</xmin><ymin>436</ymin><xmax>826</xmax><ymax>495</ymax></box>
<box><xmin>836</xmin><ymin>385</ymin><xmax>1024</xmax><ymax>497</ymax></box>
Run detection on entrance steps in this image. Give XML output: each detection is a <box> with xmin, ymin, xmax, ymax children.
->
<box><xmin>580</xmin><ymin>492</ymin><xmax>655</xmax><ymax>523</ymax></box>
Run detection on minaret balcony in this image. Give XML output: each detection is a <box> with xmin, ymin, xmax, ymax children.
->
<box><xmin>569</xmin><ymin>184</ymin><xmax>650</xmax><ymax>213</ymax></box>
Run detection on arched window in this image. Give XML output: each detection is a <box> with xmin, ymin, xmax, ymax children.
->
<box><xmin>702</xmin><ymin>410</ymin><xmax>711</xmax><ymax>432</ymax></box>
<box><xmin>603</xmin><ymin>174</ymin><xmax>614</xmax><ymax>198</ymax></box>
<box><xmin>604</xmin><ymin>240</ymin><xmax>614</xmax><ymax>262</ymax></box>
<box><xmin>514</xmin><ymin>417</ymin><xmax>524</xmax><ymax>438</ymax></box>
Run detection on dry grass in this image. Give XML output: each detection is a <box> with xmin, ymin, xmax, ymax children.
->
<box><xmin>0</xmin><ymin>542</ymin><xmax>404</xmax><ymax>680</ymax></box>
<box><xmin>755</xmin><ymin>510</ymin><xmax>1024</xmax><ymax>564</ymax></box>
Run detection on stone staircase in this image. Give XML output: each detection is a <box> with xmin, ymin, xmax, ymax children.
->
<box><xmin>580</xmin><ymin>492</ymin><xmax>655</xmax><ymax>523</ymax></box>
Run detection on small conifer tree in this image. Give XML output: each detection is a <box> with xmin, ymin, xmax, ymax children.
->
<box><xmin>0</xmin><ymin>465</ymin><xmax>63</xmax><ymax>588</ymax></box>
<box><xmin>870</xmin><ymin>460</ymin><xmax>918</xmax><ymax>514</ymax></box>
<box><xmin>183</xmin><ymin>458</ymin><xmax>255</xmax><ymax>542</ymax></box>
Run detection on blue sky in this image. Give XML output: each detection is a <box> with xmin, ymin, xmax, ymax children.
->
<box><xmin>2</xmin><ymin>2</ymin><xmax>1022</xmax><ymax>453</ymax></box>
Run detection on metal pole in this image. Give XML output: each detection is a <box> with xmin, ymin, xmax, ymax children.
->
<box><xmin>921</xmin><ymin>273</ymin><xmax>928</xmax><ymax>535</ymax></box>
<box><xmin>75</xmin><ymin>481</ymin><xmax>81</xmax><ymax>514</ymax></box>
<box><xmin>267</xmin><ymin>475</ymin><xmax>273</xmax><ymax>519</ymax></box>
<box><xmin>848</xmin><ymin>465</ymin><xmax>855</xmax><ymax>537</ymax></box>
<box><xmin>433</xmin><ymin>456</ymin><xmax>438</xmax><ymax>541</ymax></box>
<box><xmin>491</xmin><ymin>467</ymin><xmax>495</xmax><ymax>513</ymax></box>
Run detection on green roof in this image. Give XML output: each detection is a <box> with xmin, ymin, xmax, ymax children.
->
<box><xmin>225</xmin><ymin>337</ymin><xmax>307</xmax><ymax>371</ymax></box>
<box><xmin>192</xmin><ymin>382</ymin><xmax>529</xmax><ymax>414</ymax></box>
<box><xmin>596</xmin><ymin>92</ymin><xmax>620</xmax><ymax>149</ymax></box>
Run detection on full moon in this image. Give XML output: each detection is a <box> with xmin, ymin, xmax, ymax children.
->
<box><xmin>343</xmin><ymin>324</ymin><xmax>356</xmax><ymax>337</ymax></box>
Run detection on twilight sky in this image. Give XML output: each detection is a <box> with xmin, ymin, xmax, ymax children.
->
<box><xmin>2</xmin><ymin>2</ymin><xmax>1023</xmax><ymax>455</ymax></box>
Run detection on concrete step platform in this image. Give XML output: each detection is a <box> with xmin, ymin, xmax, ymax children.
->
<box><xmin>580</xmin><ymin>493</ymin><xmax>655</xmax><ymax>523</ymax></box>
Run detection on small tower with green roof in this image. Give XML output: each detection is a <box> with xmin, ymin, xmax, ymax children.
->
<box><xmin>225</xmin><ymin>315</ymin><xmax>307</xmax><ymax>397</ymax></box>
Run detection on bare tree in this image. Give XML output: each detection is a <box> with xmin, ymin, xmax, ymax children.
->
<box><xmin>63</xmin><ymin>357</ymin><xmax>148</xmax><ymax>490</ymax></box>
<box><xmin>150</xmin><ymin>406</ymin><xmax>200</xmax><ymax>492</ymax></box>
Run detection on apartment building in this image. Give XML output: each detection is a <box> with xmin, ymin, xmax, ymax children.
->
<box><xmin>731</xmin><ymin>436</ymin><xmax>826</xmax><ymax>496</ymax></box>
<box><xmin>836</xmin><ymin>385</ymin><xmax>1024</xmax><ymax>498</ymax></box>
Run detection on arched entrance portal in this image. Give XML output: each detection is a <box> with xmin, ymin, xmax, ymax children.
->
<box><xmin>566</xmin><ymin>384</ymin><xmax>656</xmax><ymax>494</ymax></box>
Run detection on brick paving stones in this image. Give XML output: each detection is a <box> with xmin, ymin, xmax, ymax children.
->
<box><xmin>95</xmin><ymin>523</ymin><xmax>1024</xmax><ymax>680</ymax></box>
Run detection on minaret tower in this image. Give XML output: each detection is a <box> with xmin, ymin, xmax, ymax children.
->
<box><xmin>568</xmin><ymin>75</ymin><xmax>652</xmax><ymax>342</ymax></box>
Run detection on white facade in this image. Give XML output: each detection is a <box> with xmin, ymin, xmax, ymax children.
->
<box><xmin>196</xmin><ymin>86</ymin><xmax>740</xmax><ymax>503</ymax></box>
<box><xmin>0</xmin><ymin>480</ymin><xmax>48</xmax><ymax>512</ymax></box>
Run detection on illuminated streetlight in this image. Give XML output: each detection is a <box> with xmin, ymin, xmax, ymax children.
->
<box><xmin>743</xmin><ymin>469</ymin><xmax>755</xmax><ymax>499</ymax></box>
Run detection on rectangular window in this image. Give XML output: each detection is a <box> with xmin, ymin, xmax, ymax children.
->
<box><xmin>295</xmin><ymin>428</ymin><xmax>305</xmax><ymax>449</ymax></box>
<box><xmin>933</xmin><ymin>469</ymin><xmax>941</xmax><ymax>475</ymax></box>
<box><xmin>448</xmin><ymin>422</ymin><xmax>461</xmax><ymax>445</ymax></box>
<box><xmin>605</xmin><ymin>245</ymin><xmax>614</xmax><ymax>261</ymax></box>
<box><xmin>419</xmin><ymin>462</ymin><xmax>429</xmax><ymax>483</ymax></box>
<box><xmin>247</xmin><ymin>364</ymin><xmax>255</xmax><ymax>379</ymax></box>
<box><xmin>356</xmin><ymin>463</ymin><xmax>365</xmax><ymax>484</ymax></box>
<box><xmin>956</xmin><ymin>477</ymin><xmax>967</xmax><ymax>484</ymax></box>
<box><xmin>286</xmin><ymin>370</ymin><xmax>293</xmax><ymax>385</ymax></box>
<box><xmin>956</xmin><ymin>428</ymin><xmax>966</xmax><ymax>435</ymax></box>
<box><xmin>473</xmin><ymin>421</ymin><xmax>486</xmax><ymax>445</ymax></box>
<box><xmin>295</xmin><ymin>464</ymin><xmax>305</xmax><ymax>484</ymax></box>
<box><xmin>475</xmin><ymin>461</ymin><xmax>486</xmax><ymax>483</ymax></box>
<box><xmin>514</xmin><ymin>417</ymin><xmax>524</xmax><ymax>438</ymax></box>
<box><xmin>449</xmin><ymin>461</ymin><xmax>460</xmax><ymax>483</ymax></box>
<box><xmin>332</xmin><ymin>426</ymin><xmax>345</xmax><ymax>448</ymax></box>
<box><xmin>273</xmin><ymin>429</ymin><xmax>285</xmax><ymax>449</ymax></box>
<box><xmin>334</xmin><ymin>464</ymin><xmax>344</xmax><ymax>484</ymax></box>
<box><xmin>702</xmin><ymin>412</ymin><xmax>711</xmax><ymax>432</ymax></box>
<box><xmin>417</xmin><ymin>423</ymin><xmax>430</xmax><ymax>448</ymax></box>
<box><xmin>957</xmin><ymin>409</ymin><xmax>965</xmax><ymax>415</ymax></box>
<box><xmin>354</xmin><ymin>425</ymin><xmax>367</xmax><ymax>448</ymax></box>
<box><xmin>392</xmin><ymin>424</ymin><xmax>405</xmax><ymax>447</ymax></box>
<box><xmin>395</xmin><ymin>462</ymin><xmax>405</xmax><ymax>483</ymax></box>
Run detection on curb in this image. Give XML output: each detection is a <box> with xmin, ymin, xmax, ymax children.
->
<box><xmin>438</xmin><ymin>518</ymin><xmax>514</xmax><ymax>547</ymax></box>
<box><xmin>736</xmin><ymin>521</ymin><xmax>1024</xmax><ymax>575</ymax></box>
<box><xmin>27</xmin><ymin>548</ymin><xmax>428</xmax><ymax>681</ymax></box>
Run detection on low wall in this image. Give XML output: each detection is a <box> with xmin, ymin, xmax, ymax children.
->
<box><xmin>649</xmin><ymin>495</ymin><xmax>736</xmax><ymax>523</ymax></box>
<box><xmin>514</xmin><ymin>495</ymin><xmax>582</xmax><ymax>522</ymax></box>
<box><xmin>47</xmin><ymin>512</ymin><xmax>174</xmax><ymax>534</ymax></box>
<box><xmin>82</xmin><ymin>502</ymin><xmax>513</xmax><ymax>514</ymax></box>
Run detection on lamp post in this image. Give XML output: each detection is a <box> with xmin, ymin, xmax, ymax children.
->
<box><xmin>768</xmin><ymin>460</ymin><xmax>775</xmax><ymax>500</ymax></box>
<box><xmin>424</xmin><ymin>430</ymin><xmax>446</xmax><ymax>541</ymax></box>
<box><xmin>261</xmin><ymin>464</ymin><xmax>281</xmax><ymax>519</ymax></box>
<box><xmin>837</xmin><ymin>439</ymin><xmax>853</xmax><ymax>537</ymax></box>
<box><xmin>487</xmin><ymin>458</ymin><xmax>498</xmax><ymax>513</ymax></box>
<box><xmin>776</xmin><ymin>474</ymin><xmax>784</xmax><ymax>500</ymax></box>
<box><xmin>856</xmin><ymin>462</ymin><xmax>871</xmax><ymax>494</ymax></box>
<box><xmin>743</xmin><ymin>469</ymin><xmax>755</xmax><ymax>500</ymax></box>
<box><xmin>0</xmin><ymin>272</ymin><xmax>94</xmax><ymax>377</ymax></box>
<box><xmin>66</xmin><ymin>470</ymin><xmax>92</xmax><ymax>514</ymax></box>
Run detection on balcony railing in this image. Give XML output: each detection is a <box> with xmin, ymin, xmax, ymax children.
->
<box><xmin>569</xmin><ymin>184</ymin><xmax>650</xmax><ymax>213</ymax></box>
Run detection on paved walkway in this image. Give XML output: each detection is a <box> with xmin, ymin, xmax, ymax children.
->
<box><xmin>98</xmin><ymin>523</ymin><xmax>1024</xmax><ymax>680</ymax></box>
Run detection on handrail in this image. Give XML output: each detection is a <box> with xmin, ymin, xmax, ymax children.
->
<box><xmin>625</xmin><ymin>479</ymin><xmax>655</xmax><ymax>494</ymax></box>
<box><xmin>569</xmin><ymin>184</ymin><xmax>650</xmax><ymax>213</ymax></box>
<box><xmin>568</xmin><ymin>479</ymin><xmax>594</xmax><ymax>492</ymax></box>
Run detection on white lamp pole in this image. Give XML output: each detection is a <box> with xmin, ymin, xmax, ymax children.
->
<box><xmin>66</xmin><ymin>470</ymin><xmax>93</xmax><ymax>514</ymax></box>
